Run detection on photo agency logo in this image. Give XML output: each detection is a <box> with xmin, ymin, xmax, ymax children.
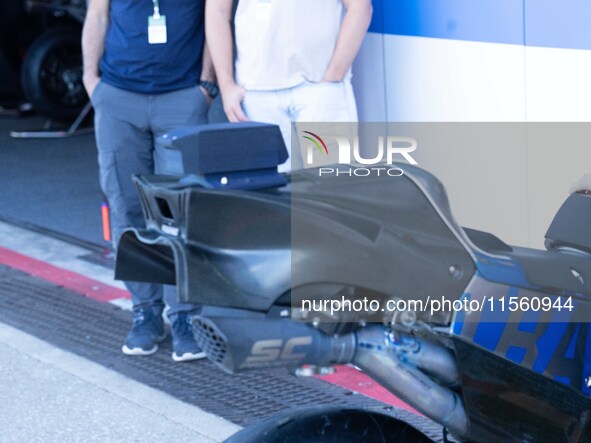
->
<box><xmin>301</xmin><ymin>131</ymin><xmax>418</xmax><ymax>177</ymax></box>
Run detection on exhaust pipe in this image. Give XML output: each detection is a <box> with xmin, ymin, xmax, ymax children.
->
<box><xmin>353</xmin><ymin>326</ymin><xmax>468</xmax><ymax>439</ymax></box>
<box><xmin>374</xmin><ymin>328</ymin><xmax>460</xmax><ymax>386</ymax></box>
<box><xmin>192</xmin><ymin>310</ymin><xmax>467</xmax><ymax>438</ymax></box>
<box><xmin>191</xmin><ymin>309</ymin><xmax>356</xmax><ymax>374</ymax></box>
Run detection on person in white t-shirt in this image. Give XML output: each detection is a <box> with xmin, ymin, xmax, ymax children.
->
<box><xmin>206</xmin><ymin>0</ymin><xmax>372</xmax><ymax>171</ymax></box>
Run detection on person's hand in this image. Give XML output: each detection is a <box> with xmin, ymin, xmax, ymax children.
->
<box><xmin>321</xmin><ymin>66</ymin><xmax>345</xmax><ymax>83</ymax></box>
<box><xmin>321</xmin><ymin>73</ymin><xmax>343</xmax><ymax>83</ymax></box>
<box><xmin>221</xmin><ymin>83</ymin><xmax>248</xmax><ymax>122</ymax></box>
<box><xmin>83</xmin><ymin>74</ymin><xmax>101</xmax><ymax>99</ymax></box>
<box><xmin>199</xmin><ymin>86</ymin><xmax>213</xmax><ymax>106</ymax></box>
<box><xmin>569</xmin><ymin>173</ymin><xmax>591</xmax><ymax>194</ymax></box>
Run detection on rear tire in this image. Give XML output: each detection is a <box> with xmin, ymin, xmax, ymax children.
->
<box><xmin>224</xmin><ymin>406</ymin><xmax>434</xmax><ymax>443</ymax></box>
<box><xmin>21</xmin><ymin>26</ymin><xmax>86</xmax><ymax>122</ymax></box>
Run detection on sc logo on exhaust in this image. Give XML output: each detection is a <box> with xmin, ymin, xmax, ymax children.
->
<box><xmin>241</xmin><ymin>337</ymin><xmax>313</xmax><ymax>369</ymax></box>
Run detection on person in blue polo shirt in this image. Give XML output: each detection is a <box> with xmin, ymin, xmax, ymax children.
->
<box><xmin>82</xmin><ymin>0</ymin><xmax>218</xmax><ymax>361</ymax></box>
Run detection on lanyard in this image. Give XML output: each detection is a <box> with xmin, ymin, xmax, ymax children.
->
<box><xmin>152</xmin><ymin>0</ymin><xmax>160</xmax><ymax>18</ymax></box>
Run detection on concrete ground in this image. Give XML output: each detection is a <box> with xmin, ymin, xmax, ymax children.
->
<box><xmin>0</xmin><ymin>322</ymin><xmax>240</xmax><ymax>443</ymax></box>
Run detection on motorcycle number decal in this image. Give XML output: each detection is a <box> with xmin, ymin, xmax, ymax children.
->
<box><xmin>454</xmin><ymin>275</ymin><xmax>591</xmax><ymax>395</ymax></box>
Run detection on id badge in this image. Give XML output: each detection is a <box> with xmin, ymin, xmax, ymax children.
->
<box><xmin>148</xmin><ymin>15</ymin><xmax>167</xmax><ymax>44</ymax></box>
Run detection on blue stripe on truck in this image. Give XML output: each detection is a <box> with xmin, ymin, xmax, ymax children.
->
<box><xmin>370</xmin><ymin>0</ymin><xmax>591</xmax><ymax>51</ymax></box>
<box><xmin>369</xmin><ymin>0</ymin><xmax>524</xmax><ymax>45</ymax></box>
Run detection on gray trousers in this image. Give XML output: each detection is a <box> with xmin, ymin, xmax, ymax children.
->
<box><xmin>92</xmin><ymin>81</ymin><xmax>209</xmax><ymax>317</ymax></box>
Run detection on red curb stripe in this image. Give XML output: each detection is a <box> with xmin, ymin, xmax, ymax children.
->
<box><xmin>0</xmin><ymin>246</ymin><xmax>130</xmax><ymax>303</ymax></box>
<box><xmin>317</xmin><ymin>365</ymin><xmax>420</xmax><ymax>414</ymax></box>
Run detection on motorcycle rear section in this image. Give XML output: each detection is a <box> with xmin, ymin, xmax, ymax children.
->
<box><xmin>116</xmin><ymin>123</ymin><xmax>591</xmax><ymax>442</ymax></box>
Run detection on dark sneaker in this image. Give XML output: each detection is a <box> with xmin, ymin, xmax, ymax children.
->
<box><xmin>171</xmin><ymin>312</ymin><xmax>206</xmax><ymax>362</ymax></box>
<box><xmin>122</xmin><ymin>306</ymin><xmax>167</xmax><ymax>356</ymax></box>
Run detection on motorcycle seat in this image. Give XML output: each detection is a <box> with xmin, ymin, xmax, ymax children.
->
<box><xmin>463</xmin><ymin>227</ymin><xmax>512</xmax><ymax>253</ymax></box>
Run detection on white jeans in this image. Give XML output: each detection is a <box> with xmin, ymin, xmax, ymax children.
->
<box><xmin>242</xmin><ymin>80</ymin><xmax>358</xmax><ymax>172</ymax></box>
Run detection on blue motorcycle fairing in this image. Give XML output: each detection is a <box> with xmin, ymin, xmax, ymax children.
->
<box><xmin>452</xmin><ymin>273</ymin><xmax>591</xmax><ymax>397</ymax></box>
